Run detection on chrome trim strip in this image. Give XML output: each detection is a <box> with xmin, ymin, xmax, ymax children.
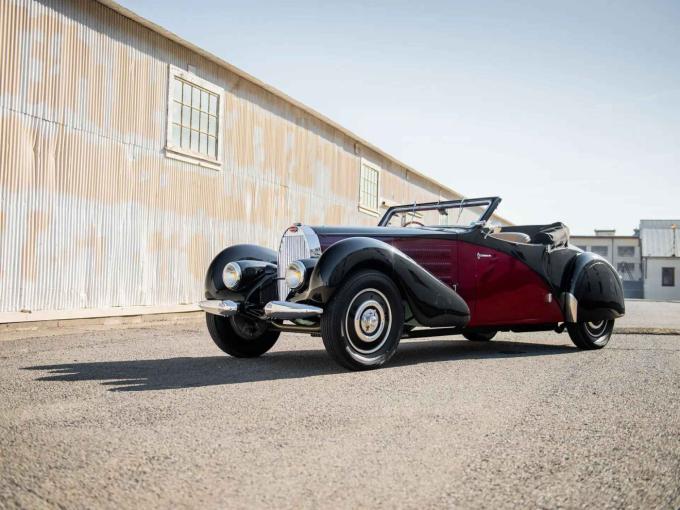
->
<box><xmin>199</xmin><ymin>300</ymin><xmax>239</xmax><ymax>316</ymax></box>
<box><xmin>563</xmin><ymin>292</ymin><xmax>578</xmax><ymax>322</ymax></box>
<box><xmin>263</xmin><ymin>301</ymin><xmax>323</xmax><ymax>319</ymax></box>
<box><xmin>300</xmin><ymin>225</ymin><xmax>322</xmax><ymax>258</ymax></box>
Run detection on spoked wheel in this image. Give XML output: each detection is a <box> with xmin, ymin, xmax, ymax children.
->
<box><xmin>321</xmin><ymin>270</ymin><xmax>404</xmax><ymax>370</ymax></box>
<box><xmin>567</xmin><ymin>319</ymin><xmax>614</xmax><ymax>350</ymax></box>
<box><xmin>206</xmin><ymin>313</ymin><xmax>280</xmax><ymax>357</ymax></box>
<box><xmin>462</xmin><ymin>330</ymin><xmax>497</xmax><ymax>342</ymax></box>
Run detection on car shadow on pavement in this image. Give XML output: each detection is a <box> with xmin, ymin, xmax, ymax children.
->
<box><xmin>23</xmin><ymin>339</ymin><xmax>577</xmax><ymax>392</ymax></box>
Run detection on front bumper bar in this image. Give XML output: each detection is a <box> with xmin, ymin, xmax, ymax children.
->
<box><xmin>198</xmin><ymin>300</ymin><xmax>239</xmax><ymax>316</ymax></box>
<box><xmin>263</xmin><ymin>301</ymin><xmax>323</xmax><ymax>319</ymax></box>
<box><xmin>199</xmin><ymin>300</ymin><xmax>323</xmax><ymax>320</ymax></box>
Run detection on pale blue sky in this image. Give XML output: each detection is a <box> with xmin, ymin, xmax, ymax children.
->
<box><xmin>120</xmin><ymin>0</ymin><xmax>680</xmax><ymax>234</ymax></box>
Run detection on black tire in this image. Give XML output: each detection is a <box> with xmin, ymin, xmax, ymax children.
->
<box><xmin>205</xmin><ymin>313</ymin><xmax>280</xmax><ymax>357</ymax></box>
<box><xmin>462</xmin><ymin>331</ymin><xmax>497</xmax><ymax>342</ymax></box>
<box><xmin>321</xmin><ymin>270</ymin><xmax>404</xmax><ymax>371</ymax></box>
<box><xmin>567</xmin><ymin>320</ymin><xmax>614</xmax><ymax>350</ymax></box>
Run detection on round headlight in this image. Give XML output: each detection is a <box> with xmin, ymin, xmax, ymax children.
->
<box><xmin>222</xmin><ymin>262</ymin><xmax>242</xmax><ymax>290</ymax></box>
<box><xmin>285</xmin><ymin>260</ymin><xmax>306</xmax><ymax>290</ymax></box>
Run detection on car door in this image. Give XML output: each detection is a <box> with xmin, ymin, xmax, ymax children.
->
<box><xmin>458</xmin><ymin>241</ymin><xmax>562</xmax><ymax>327</ymax></box>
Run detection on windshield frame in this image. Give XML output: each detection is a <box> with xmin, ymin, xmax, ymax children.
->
<box><xmin>378</xmin><ymin>196</ymin><xmax>502</xmax><ymax>228</ymax></box>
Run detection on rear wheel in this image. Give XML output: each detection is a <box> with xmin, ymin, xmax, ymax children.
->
<box><xmin>206</xmin><ymin>313</ymin><xmax>280</xmax><ymax>357</ymax></box>
<box><xmin>321</xmin><ymin>270</ymin><xmax>404</xmax><ymax>371</ymax></box>
<box><xmin>463</xmin><ymin>331</ymin><xmax>497</xmax><ymax>342</ymax></box>
<box><xmin>567</xmin><ymin>320</ymin><xmax>614</xmax><ymax>350</ymax></box>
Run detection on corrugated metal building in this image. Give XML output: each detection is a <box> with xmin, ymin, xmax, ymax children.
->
<box><xmin>639</xmin><ymin>220</ymin><xmax>680</xmax><ymax>301</ymax></box>
<box><xmin>0</xmin><ymin>0</ymin><xmax>508</xmax><ymax>322</ymax></box>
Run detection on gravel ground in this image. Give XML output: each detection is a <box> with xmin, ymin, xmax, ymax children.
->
<box><xmin>1</xmin><ymin>317</ymin><xmax>679</xmax><ymax>509</ymax></box>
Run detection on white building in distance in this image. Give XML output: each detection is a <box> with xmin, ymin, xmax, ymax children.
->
<box><xmin>640</xmin><ymin>220</ymin><xmax>680</xmax><ymax>301</ymax></box>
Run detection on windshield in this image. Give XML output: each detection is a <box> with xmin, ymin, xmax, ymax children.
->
<box><xmin>379</xmin><ymin>197</ymin><xmax>500</xmax><ymax>229</ymax></box>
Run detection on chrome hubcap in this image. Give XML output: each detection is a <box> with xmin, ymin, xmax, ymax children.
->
<box><xmin>584</xmin><ymin>320</ymin><xmax>610</xmax><ymax>345</ymax></box>
<box><xmin>586</xmin><ymin>320</ymin><xmax>606</xmax><ymax>335</ymax></box>
<box><xmin>353</xmin><ymin>299</ymin><xmax>386</xmax><ymax>343</ymax></box>
<box><xmin>345</xmin><ymin>289</ymin><xmax>391</xmax><ymax>355</ymax></box>
<box><xmin>360</xmin><ymin>307</ymin><xmax>380</xmax><ymax>335</ymax></box>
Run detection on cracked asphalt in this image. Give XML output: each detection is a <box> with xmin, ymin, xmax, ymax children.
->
<box><xmin>1</xmin><ymin>310</ymin><xmax>679</xmax><ymax>508</ymax></box>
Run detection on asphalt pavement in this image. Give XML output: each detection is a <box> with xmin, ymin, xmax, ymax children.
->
<box><xmin>1</xmin><ymin>303</ymin><xmax>679</xmax><ymax>509</ymax></box>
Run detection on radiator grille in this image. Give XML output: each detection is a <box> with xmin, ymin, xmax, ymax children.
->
<box><xmin>277</xmin><ymin>231</ymin><xmax>311</xmax><ymax>300</ymax></box>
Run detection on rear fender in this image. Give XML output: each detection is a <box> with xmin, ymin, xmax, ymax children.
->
<box><xmin>562</xmin><ymin>252</ymin><xmax>625</xmax><ymax>322</ymax></box>
<box><xmin>297</xmin><ymin>237</ymin><xmax>470</xmax><ymax>327</ymax></box>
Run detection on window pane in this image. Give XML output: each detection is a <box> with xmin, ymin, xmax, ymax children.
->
<box><xmin>191</xmin><ymin>130</ymin><xmax>199</xmax><ymax>152</ymax></box>
<box><xmin>208</xmin><ymin>136</ymin><xmax>216</xmax><ymax>157</ymax></box>
<box><xmin>591</xmin><ymin>246</ymin><xmax>608</xmax><ymax>257</ymax></box>
<box><xmin>173</xmin><ymin>78</ymin><xmax>183</xmax><ymax>101</ymax></box>
<box><xmin>168</xmin><ymin>74</ymin><xmax>221</xmax><ymax>161</ymax></box>
<box><xmin>662</xmin><ymin>267</ymin><xmax>675</xmax><ymax>286</ymax></box>
<box><xmin>171</xmin><ymin>101</ymin><xmax>181</xmax><ymax>123</ymax></box>
<box><xmin>182</xmin><ymin>82</ymin><xmax>191</xmax><ymax>104</ymax></box>
<box><xmin>359</xmin><ymin>164</ymin><xmax>379</xmax><ymax>210</ymax></box>
<box><xmin>170</xmin><ymin>123</ymin><xmax>181</xmax><ymax>146</ymax></box>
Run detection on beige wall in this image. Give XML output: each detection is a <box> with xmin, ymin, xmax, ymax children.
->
<box><xmin>0</xmin><ymin>0</ymin><xmax>481</xmax><ymax>316</ymax></box>
<box><xmin>644</xmin><ymin>259</ymin><xmax>680</xmax><ymax>301</ymax></box>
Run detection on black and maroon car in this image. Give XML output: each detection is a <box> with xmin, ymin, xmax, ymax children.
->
<box><xmin>199</xmin><ymin>197</ymin><xmax>625</xmax><ymax>370</ymax></box>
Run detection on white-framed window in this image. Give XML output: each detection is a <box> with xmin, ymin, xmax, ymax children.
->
<box><xmin>166</xmin><ymin>65</ymin><xmax>224</xmax><ymax>168</ymax></box>
<box><xmin>359</xmin><ymin>159</ymin><xmax>380</xmax><ymax>215</ymax></box>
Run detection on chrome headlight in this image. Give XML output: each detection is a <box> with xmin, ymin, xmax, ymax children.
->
<box><xmin>285</xmin><ymin>260</ymin><xmax>306</xmax><ymax>290</ymax></box>
<box><xmin>222</xmin><ymin>262</ymin><xmax>242</xmax><ymax>290</ymax></box>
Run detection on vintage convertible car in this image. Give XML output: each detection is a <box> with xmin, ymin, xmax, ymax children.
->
<box><xmin>199</xmin><ymin>197</ymin><xmax>625</xmax><ymax>370</ymax></box>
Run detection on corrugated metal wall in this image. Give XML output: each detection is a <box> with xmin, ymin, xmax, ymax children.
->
<box><xmin>0</xmin><ymin>0</ymin><xmax>460</xmax><ymax>314</ymax></box>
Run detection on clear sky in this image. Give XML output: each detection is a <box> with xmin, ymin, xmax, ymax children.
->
<box><xmin>119</xmin><ymin>0</ymin><xmax>680</xmax><ymax>234</ymax></box>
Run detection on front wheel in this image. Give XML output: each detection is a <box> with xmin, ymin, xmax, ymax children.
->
<box><xmin>321</xmin><ymin>270</ymin><xmax>404</xmax><ymax>371</ymax></box>
<box><xmin>206</xmin><ymin>313</ymin><xmax>280</xmax><ymax>357</ymax></box>
<box><xmin>567</xmin><ymin>320</ymin><xmax>614</xmax><ymax>350</ymax></box>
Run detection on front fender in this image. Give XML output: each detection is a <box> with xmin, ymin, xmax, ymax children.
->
<box><xmin>204</xmin><ymin>244</ymin><xmax>277</xmax><ymax>302</ymax></box>
<box><xmin>562</xmin><ymin>252</ymin><xmax>625</xmax><ymax>322</ymax></box>
<box><xmin>295</xmin><ymin>237</ymin><xmax>470</xmax><ymax>327</ymax></box>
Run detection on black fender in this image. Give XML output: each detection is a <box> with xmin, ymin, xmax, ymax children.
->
<box><xmin>204</xmin><ymin>244</ymin><xmax>277</xmax><ymax>302</ymax></box>
<box><xmin>562</xmin><ymin>252</ymin><xmax>625</xmax><ymax>322</ymax></box>
<box><xmin>295</xmin><ymin>237</ymin><xmax>470</xmax><ymax>327</ymax></box>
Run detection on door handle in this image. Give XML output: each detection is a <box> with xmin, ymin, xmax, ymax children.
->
<box><xmin>477</xmin><ymin>252</ymin><xmax>493</xmax><ymax>260</ymax></box>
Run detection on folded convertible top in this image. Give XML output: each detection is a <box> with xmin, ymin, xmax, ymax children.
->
<box><xmin>533</xmin><ymin>222</ymin><xmax>570</xmax><ymax>248</ymax></box>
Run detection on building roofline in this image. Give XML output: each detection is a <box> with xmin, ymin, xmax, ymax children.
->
<box><xmin>96</xmin><ymin>0</ymin><xmax>512</xmax><ymax>226</ymax></box>
<box><xmin>571</xmin><ymin>235</ymin><xmax>639</xmax><ymax>240</ymax></box>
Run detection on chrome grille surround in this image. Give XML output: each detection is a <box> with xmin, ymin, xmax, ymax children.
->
<box><xmin>277</xmin><ymin>225</ymin><xmax>321</xmax><ymax>300</ymax></box>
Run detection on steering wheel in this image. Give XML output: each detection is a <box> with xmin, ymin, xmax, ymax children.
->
<box><xmin>403</xmin><ymin>220</ymin><xmax>425</xmax><ymax>228</ymax></box>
